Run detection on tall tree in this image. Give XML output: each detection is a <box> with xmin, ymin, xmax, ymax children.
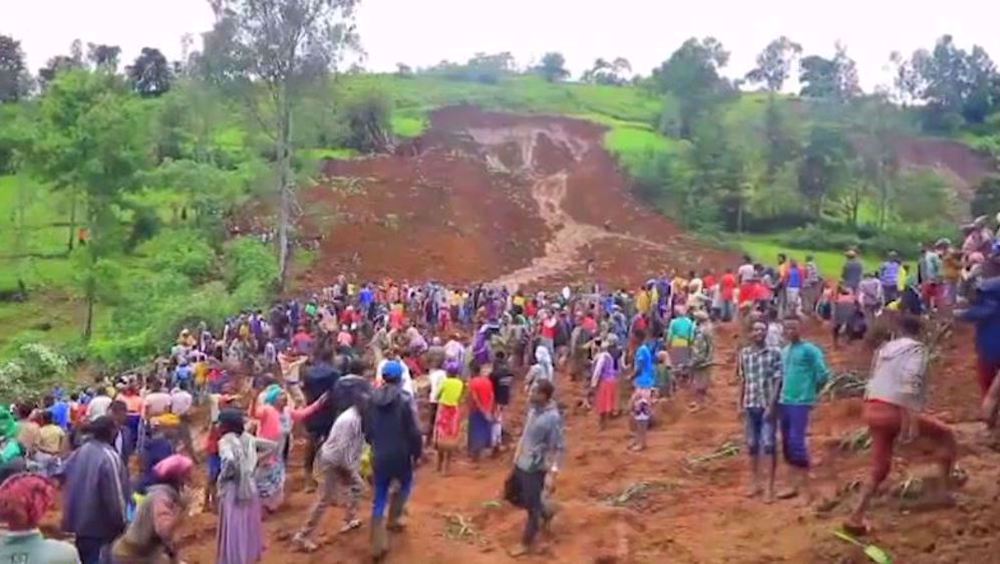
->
<box><xmin>86</xmin><ymin>43</ymin><xmax>122</xmax><ymax>72</ymax></box>
<box><xmin>799</xmin><ymin>43</ymin><xmax>861</xmax><ymax>102</ymax></box>
<box><xmin>535</xmin><ymin>52</ymin><xmax>569</xmax><ymax>82</ymax></box>
<box><xmin>126</xmin><ymin>47</ymin><xmax>173</xmax><ymax>97</ymax></box>
<box><xmin>202</xmin><ymin>0</ymin><xmax>360</xmax><ymax>288</ymax></box>
<box><xmin>651</xmin><ymin>37</ymin><xmax>732</xmax><ymax>138</ymax></box>
<box><xmin>797</xmin><ymin>125</ymin><xmax>851</xmax><ymax>217</ymax></box>
<box><xmin>37</xmin><ymin>40</ymin><xmax>85</xmax><ymax>90</ymax></box>
<box><xmin>31</xmin><ymin>70</ymin><xmax>149</xmax><ymax>338</ymax></box>
<box><xmin>580</xmin><ymin>57</ymin><xmax>631</xmax><ymax>86</ymax></box>
<box><xmin>0</xmin><ymin>35</ymin><xmax>31</xmax><ymax>102</ymax></box>
<box><xmin>745</xmin><ymin>36</ymin><xmax>802</xmax><ymax>92</ymax></box>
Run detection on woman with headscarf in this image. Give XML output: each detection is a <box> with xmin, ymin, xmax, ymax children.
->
<box><xmin>108</xmin><ymin>455</ymin><xmax>193</xmax><ymax>564</ymax></box>
<box><xmin>0</xmin><ymin>473</ymin><xmax>78</xmax><ymax>562</ymax></box>
<box><xmin>252</xmin><ymin>384</ymin><xmax>326</xmax><ymax>512</ymax></box>
<box><xmin>590</xmin><ymin>336</ymin><xmax>621</xmax><ymax>429</ymax></box>
<box><xmin>525</xmin><ymin>346</ymin><xmax>554</xmax><ymax>395</ymax></box>
<box><xmin>216</xmin><ymin>409</ymin><xmax>268</xmax><ymax>564</ymax></box>
<box><xmin>689</xmin><ymin>311</ymin><xmax>716</xmax><ymax>412</ymax></box>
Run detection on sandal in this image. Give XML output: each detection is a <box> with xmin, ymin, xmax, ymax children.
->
<box><xmin>339</xmin><ymin>519</ymin><xmax>362</xmax><ymax>534</ymax></box>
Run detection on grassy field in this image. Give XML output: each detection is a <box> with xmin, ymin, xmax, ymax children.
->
<box><xmin>737</xmin><ymin>235</ymin><xmax>881</xmax><ymax>278</ymax></box>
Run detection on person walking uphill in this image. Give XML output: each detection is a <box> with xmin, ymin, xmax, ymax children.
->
<box><xmin>60</xmin><ymin>416</ymin><xmax>129</xmax><ymax>564</ymax></box>
<box><xmin>507</xmin><ymin>379</ymin><xmax>564</xmax><ymax>558</ymax></box>
<box><xmin>845</xmin><ymin>315</ymin><xmax>957</xmax><ymax>535</ymax></box>
<box><xmin>777</xmin><ymin>317</ymin><xmax>829</xmax><ymax>502</ymax></box>
<box><xmin>364</xmin><ymin>360</ymin><xmax>423</xmax><ymax>562</ymax></box>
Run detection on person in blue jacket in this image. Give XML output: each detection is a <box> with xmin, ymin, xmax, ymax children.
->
<box><xmin>364</xmin><ymin>360</ymin><xmax>422</xmax><ymax>561</ymax></box>
<box><xmin>958</xmin><ymin>276</ymin><xmax>1000</xmax><ymax>426</ymax></box>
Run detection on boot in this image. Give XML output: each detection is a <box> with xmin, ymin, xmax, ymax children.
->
<box><xmin>387</xmin><ymin>492</ymin><xmax>407</xmax><ymax>531</ymax></box>
<box><xmin>370</xmin><ymin>517</ymin><xmax>389</xmax><ymax>562</ymax></box>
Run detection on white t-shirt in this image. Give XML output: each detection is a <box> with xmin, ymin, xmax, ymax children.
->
<box><xmin>170</xmin><ymin>389</ymin><xmax>194</xmax><ymax>416</ymax></box>
<box><xmin>87</xmin><ymin>395</ymin><xmax>113</xmax><ymax>421</ymax></box>
<box><xmin>144</xmin><ymin>392</ymin><xmax>172</xmax><ymax>417</ymax></box>
<box><xmin>427</xmin><ymin>369</ymin><xmax>446</xmax><ymax>404</ymax></box>
<box><xmin>737</xmin><ymin>264</ymin><xmax>756</xmax><ymax>284</ymax></box>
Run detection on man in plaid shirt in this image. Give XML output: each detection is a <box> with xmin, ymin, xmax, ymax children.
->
<box><xmin>738</xmin><ymin>320</ymin><xmax>783</xmax><ymax>502</ymax></box>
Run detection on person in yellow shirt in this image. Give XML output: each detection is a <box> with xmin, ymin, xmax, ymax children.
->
<box><xmin>434</xmin><ymin>362</ymin><xmax>465</xmax><ymax>475</ymax></box>
<box><xmin>636</xmin><ymin>288</ymin><xmax>651</xmax><ymax>315</ymax></box>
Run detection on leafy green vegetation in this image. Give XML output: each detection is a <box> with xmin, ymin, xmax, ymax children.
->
<box><xmin>1</xmin><ymin>28</ymin><xmax>997</xmax><ymax>371</ymax></box>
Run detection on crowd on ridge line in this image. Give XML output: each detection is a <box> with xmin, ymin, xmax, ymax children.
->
<box><xmin>1</xmin><ymin>214</ymin><xmax>1000</xmax><ymax>562</ymax></box>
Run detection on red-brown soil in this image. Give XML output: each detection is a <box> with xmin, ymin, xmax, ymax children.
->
<box><xmin>166</xmin><ymin>319</ymin><xmax>1000</xmax><ymax>564</ymax></box>
<box><xmin>294</xmin><ymin>106</ymin><xmax>736</xmax><ymax>290</ymax></box>
<box><xmin>170</xmin><ymin>107</ymin><xmax>1000</xmax><ymax>562</ymax></box>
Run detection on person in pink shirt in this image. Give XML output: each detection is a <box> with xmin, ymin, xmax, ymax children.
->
<box><xmin>252</xmin><ymin>384</ymin><xmax>328</xmax><ymax>511</ymax></box>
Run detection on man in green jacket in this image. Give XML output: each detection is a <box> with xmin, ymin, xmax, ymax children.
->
<box><xmin>778</xmin><ymin>317</ymin><xmax>829</xmax><ymax>502</ymax></box>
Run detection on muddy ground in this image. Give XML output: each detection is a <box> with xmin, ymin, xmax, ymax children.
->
<box><xmin>173</xmin><ymin>108</ymin><xmax>1000</xmax><ymax>562</ymax></box>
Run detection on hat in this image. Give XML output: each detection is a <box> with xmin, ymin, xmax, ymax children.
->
<box><xmin>934</xmin><ymin>238</ymin><xmax>951</xmax><ymax>249</ymax></box>
<box><xmin>381</xmin><ymin>360</ymin><xmax>404</xmax><ymax>383</ymax></box>
<box><xmin>845</xmin><ymin>249</ymin><xmax>857</xmax><ymax>258</ymax></box>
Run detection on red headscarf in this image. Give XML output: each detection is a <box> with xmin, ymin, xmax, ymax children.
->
<box><xmin>0</xmin><ymin>473</ymin><xmax>57</xmax><ymax>530</ymax></box>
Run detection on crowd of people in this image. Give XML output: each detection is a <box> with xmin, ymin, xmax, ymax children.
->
<box><xmin>1</xmin><ymin>214</ymin><xmax>1000</xmax><ymax>562</ymax></box>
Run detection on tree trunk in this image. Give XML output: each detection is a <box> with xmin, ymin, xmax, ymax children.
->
<box><xmin>67</xmin><ymin>191</ymin><xmax>76</xmax><ymax>252</ymax></box>
<box><xmin>276</xmin><ymin>92</ymin><xmax>294</xmax><ymax>291</ymax></box>
<box><xmin>83</xmin><ymin>288</ymin><xmax>95</xmax><ymax>341</ymax></box>
<box><xmin>736</xmin><ymin>199</ymin><xmax>744</xmax><ymax>233</ymax></box>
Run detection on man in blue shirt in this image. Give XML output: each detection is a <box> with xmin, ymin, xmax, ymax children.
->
<box><xmin>778</xmin><ymin>317</ymin><xmax>829</xmax><ymax>502</ymax></box>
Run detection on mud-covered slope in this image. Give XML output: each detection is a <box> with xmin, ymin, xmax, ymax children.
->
<box><xmin>295</xmin><ymin>106</ymin><xmax>737</xmax><ymax>289</ymax></box>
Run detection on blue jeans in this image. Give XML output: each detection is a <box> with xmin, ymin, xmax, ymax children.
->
<box><xmin>779</xmin><ymin>404</ymin><xmax>812</xmax><ymax>468</ymax></box>
<box><xmin>744</xmin><ymin>407</ymin><xmax>776</xmax><ymax>456</ymax></box>
<box><xmin>372</xmin><ymin>469</ymin><xmax>413</xmax><ymax>519</ymax></box>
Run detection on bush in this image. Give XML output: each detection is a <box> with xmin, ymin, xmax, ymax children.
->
<box><xmin>971</xmin><ymin>175</ymin><xmax>1000</xmax><ymax>219</ymax></box>
<box><xmin>0</xmin><ymin>343</ymin><xmax>70</xmax><ymax>403</ymax></box>
<box><xmin>140</xmin><ymin>230</ymin><xmax>217</xmax><ymax>282</ymax></box>
<box><xmin>342</xmin><ymin>90</ymin><xmax>393</xmax><ymax>153</ymax></box>
<box><xmin>225</xmin><ymin>237</ymin><xmax>279</xmax><ymax>292</ymax></box>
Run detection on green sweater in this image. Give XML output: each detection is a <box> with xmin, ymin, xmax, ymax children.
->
<box><xmin>780</xmin><ymin>341</ymin><xmax>830</xmax><ymax>405</ymax></box>
<box><xmin>0</xmin><ymin>530</ymin><xmax>80</xmax><ymax>564</ymax></box>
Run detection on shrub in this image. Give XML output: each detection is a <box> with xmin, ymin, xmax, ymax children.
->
<box><xmin>225</xmin><ymin>237</ymin><xmax>279</xmax><ymax>292</ymax></box>
<box><xmin>0</xmin><ymin>343</ymin><xmax>70</xmax><ymax>403</ymax></box>
<box><xmin>140</xmin><ymin>229</ymin><xmax>217</xmax><ymax>282</ymax></box>
<box><xmin>971</xmin><ymin>175</ymin><xmax>1000</xmax><ymax>219</ymax></box>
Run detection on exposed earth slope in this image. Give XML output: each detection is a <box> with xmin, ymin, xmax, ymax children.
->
<box><xmin>295</xmin><ymin>106</ymin><xmax>737</xmax><ymax>290</ymax></box>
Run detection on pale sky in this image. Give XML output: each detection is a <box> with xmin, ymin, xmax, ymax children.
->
<box><xmin>4</xmin><ymin>0</ymin><xmax>999</xmax><ymax>91</ymax></box>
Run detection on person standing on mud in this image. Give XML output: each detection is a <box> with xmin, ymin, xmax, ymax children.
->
<box><xmin>508</xmin><ymin>379</ymin><xmax>564</xmax><ymax>558</ymax></box>
<box><xmin>844</xmin><ymin>314</ymin><xmax>957</xmax><ymax>535</ymax></box>
<box><xmin>738</xmin><ymin>321</ymin><xmax>783</xmax><ymax>502</ymax></box>
<box><xmin>777</xmin><ymin>317</ymin><xmax>829</xmax><ymax>502</ymax></box>
<box><xmin>363</xmin><ymin>360</ymin><xmax>423</xmax><ymax>561</ymax></box>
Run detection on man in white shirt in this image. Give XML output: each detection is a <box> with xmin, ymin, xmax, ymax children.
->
<box><xmin>737</xmin><ymin>256</ymin><xmax>757</xmax><ymax>285</ymax></box>
<box><xmin>87</xmin><ymin>393</ymin><xmax>113</xmax><ymax>422</ymax></box>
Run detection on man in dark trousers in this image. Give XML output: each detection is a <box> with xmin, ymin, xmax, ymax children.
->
<box><xmin>509</xmin><ymin>379</ymin><xmax>564</xmax><ymax>557</ymax></box>
<box><xmin>302</xmin><ymin>346</ymin><xmax>340</xmax><ymax>490</ymax></box>
<box><xmin>60</xmin><ymin>416</ymin><xmax>129</xmax><ymax>564</ymax></box>
<box><xmin>364</xmin><ymin>360</ymin><xmax>422</xmax><ymax>561</ymax></box>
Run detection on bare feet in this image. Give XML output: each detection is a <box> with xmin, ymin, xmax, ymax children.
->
<box><xmin>746</xmin><ymin>485</ymin><xmax>763</xmax><ymax>498</ymax></box>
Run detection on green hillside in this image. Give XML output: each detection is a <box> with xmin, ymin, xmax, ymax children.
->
<box><xmin>1</xmin><ymin>34</ymin><xmax>998</xmax><ymax>380</ymax></box>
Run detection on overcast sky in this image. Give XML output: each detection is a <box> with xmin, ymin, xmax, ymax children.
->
<box><xmin>5</xmin><ymin>0</ymin><xmax>1000</xmax><ymax>91</ymax></box>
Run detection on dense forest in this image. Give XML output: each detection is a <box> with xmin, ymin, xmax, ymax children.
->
<box><xmin>1</xmin><ymin>0</ymin><xmax>1000</xmax><ymax>390</ymax></box>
